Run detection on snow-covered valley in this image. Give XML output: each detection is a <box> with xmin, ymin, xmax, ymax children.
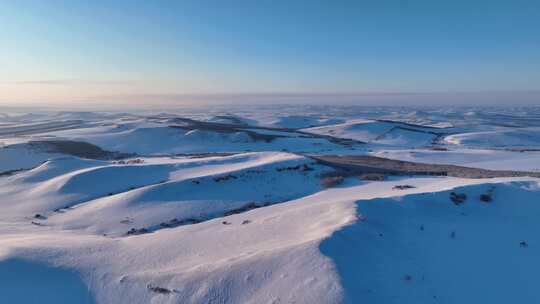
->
<box><xmin>1</xmin><ymin>106</ymin><xmax>540</xmax><ymax>303</ymax></box>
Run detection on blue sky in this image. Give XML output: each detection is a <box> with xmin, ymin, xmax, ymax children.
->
<box><xmin>1</xmin><ymin>0</ymin><xmax>539</xmax><ymax>105</ymax></box>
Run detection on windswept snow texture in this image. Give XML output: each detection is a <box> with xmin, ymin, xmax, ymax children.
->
<box><xmin>1</xmin><ymin>106</ymin><xmax>540</xmax><ymax>304</ymax></box>
<box><xmin>322</xmin><ymin>182</ymin><xmax>540</xmax><ymax>303</ymax></box>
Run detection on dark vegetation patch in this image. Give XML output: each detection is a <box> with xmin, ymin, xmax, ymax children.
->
<box><xmin>393</xmin><ymin>184</ymin><xmax>416</xmax><ymax>190</ymax></box>
<box><xmin>0</xmin><ymin>168</ymin><xmax>28</xmax><ymax>177</ymax></box>
<box><xmin>213</xmin><ymin>174</ymin><xmax>238</xmax><ymax>182</ymax></box>
<box><xmin>159</xmin><ymin>218</ymin><xmax>202</xmax><ymax>228</ymax></box>
<box><xmin>480</xmin><ymin>187</ymin><xmax>495</xmax><ymax>203</ymax></box>
<box><xmin>312</xmin><ymin>155</ymin><xmax>540</xmax><ymax>179</ymax></box>
<box><xmin>480</xmin><ymin>193</ymin><xmax>492</xmax><ymax>202</ymax></box>
<box><xmin>114</xmin><ymin>158</ymin><xmax>144</xmax><ymax>164</ymax></box>
<box><xmin>321</xmin><ymin>176</ymin><xmax>345</xmax><ymax>188</ymax></box>
<box><xmin>126</xmin><ymin>228</ymin><xmax>149</xmax><ymax>236</ymax></box>
<box><xmin>28</xmin><ymin>140</ymin><xmax>134</xmax><ymax>160</ymax></box>
<box><xmin>320</xmin><ymin>169</ymin><xmax>386</xmax><ymax>187</ymax></box>
<box><xmin>508</xmin><ymin>148</ymin><xmax>540</xmax><ymax>152</ymax></box>
<box><xmin>147</xmin><ymin>284</ymin><xmax>173</xmax><ymax>294</ymax></box>
<box><xmin>34</xmin><ymin>214</ymin><xmax>47</xmax><ymax>220</ymax></box>
<box><xmin>450</xmin><ymin>192</ymin><xmax>467</xmax><ymax>205</ymax></box>
<box><xmin>223</xmin><ymin>202</ymin><xmax>259</xmax><ymax>216</ymax></box>
<box><xmin>276</xmin><ymin>164</ymin><xmax>314</xmax><ymax>172</ymax></box>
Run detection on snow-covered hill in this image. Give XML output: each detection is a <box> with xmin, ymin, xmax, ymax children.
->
<box><xmin>322</xmin><ymin>181</ymin><xmax>540</xmax><ymax>303</ymax></box>
<box><xmin>302</xmin><ymin>119</ymin><xmax>447</xmax><ymax>148</ymax></box>
<box><xmin>1</xmin><ymin>106</ymin><xmax>540</xmax><ymax>304</ymax></box>
<box><xmin>445</xmin><ymin>127</ymin><xmax>540</xmax><ymax>149</ymax></box>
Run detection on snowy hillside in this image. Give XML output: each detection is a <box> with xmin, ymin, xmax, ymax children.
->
<box><xmin>1</xmin><ymin>106</ymin><xmax>540</xmax><ymax>304</ymax></box>
<box><xmin>445</xmin><ymin>127</ymin><xmax>540</xmax><ymax>149</ymax></box>
<box><xmin>302</xmin><ymin>119</ymin><xmax>449</xmax><ymax>148</ymax></box>
<box><xmin>322</xmin><ymin>181</ymin><xmax>540</xmax><ymax>303</ymax></box>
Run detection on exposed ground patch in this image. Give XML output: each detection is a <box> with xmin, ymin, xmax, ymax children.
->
<box><xmin>28</xmin><ymin>140</ymin><xmax>134</xmax><ymax>160</ymax></box>
<box><xmin>312</xmin><ymin>154</ymin><xmax>540</xmax><ymax>178</ymax></box>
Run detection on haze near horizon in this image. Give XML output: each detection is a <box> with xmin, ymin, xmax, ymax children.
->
<box><xmin>1</xmin><ymin>0</ymin><xmax>539</xmax><ymax>107</ymax></box>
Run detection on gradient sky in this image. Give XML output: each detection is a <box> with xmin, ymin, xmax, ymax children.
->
<box><xmin>1</xmin><ymin>0</ymin><xmax>539</xmax><ymax>106</ymax></box>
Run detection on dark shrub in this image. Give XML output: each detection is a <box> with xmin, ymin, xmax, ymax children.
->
<box><xmin>450</xmin><ymin>192</ymin><xmax>467</xmax><ymax>205</ymax></box>
<box><xmin>321</xmin><ymin>176</ymin><xmax>344</xmax><ymax>188</ymax></box>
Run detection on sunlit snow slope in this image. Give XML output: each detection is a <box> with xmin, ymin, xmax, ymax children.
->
<box><xmin>1</xmin><ymin>106</ymin><xmax>540</xmax><ymax>304</ymax></box>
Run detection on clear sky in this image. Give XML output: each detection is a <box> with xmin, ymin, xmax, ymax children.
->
<box><xmin>1</xmin><ymin>0</ymin><xmax>539</xmax><ymax>107</ymax></box>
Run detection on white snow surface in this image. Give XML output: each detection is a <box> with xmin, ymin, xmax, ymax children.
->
<box><xmin>303</xmin><ymin>119</ymin><xmax>440</xmax><ymax>148</ymax></box>
<box><xmin>2</xmin><ymin>107</ymin><xmax>540</xmax><ymax>303</ymax></box>
<box><xmin>2</xmin><ymin>173</ymin><xmax>539</xmax><ymax>303</ymax></box>
<box><xmin>445</xmin><ymin>127</ymin><xmax>540</xmax><ymax>149</ymax></box>
<box><xmin>373</xmin><ymin>149</ymin><xmax>540</xmax><ymax>172</ymax></box>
